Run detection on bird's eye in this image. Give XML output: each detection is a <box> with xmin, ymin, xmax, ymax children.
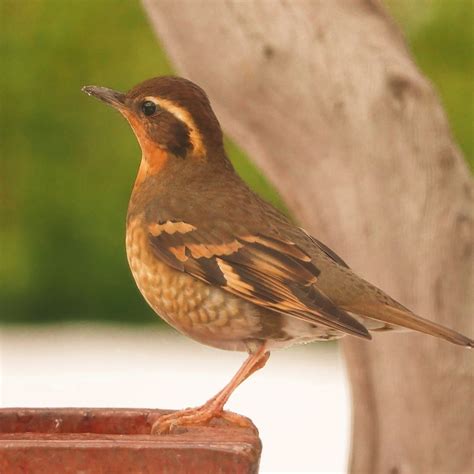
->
<box><xmin>141</xmin><ymin>101</ymin><xmax>157</xmax><ymax>116</ymax></box>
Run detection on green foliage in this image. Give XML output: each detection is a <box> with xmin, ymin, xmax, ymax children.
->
<box><xmin>0</xmin><ymin>0</ymin><xmax>471</xmax><ymax>323</ymax></box>
<box><xmin>1</xmin><ymin>0</ymin><xmax>169</xmax><ymax>323</ymax></box>
<box><xmin>385</xmin><ymin>0</ymin><xmax>473</xmax><ymax>165</ymax></box>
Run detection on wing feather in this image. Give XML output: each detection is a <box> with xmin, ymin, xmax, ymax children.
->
<box><xmin>147</xmin><ymin>220</ymin><xmax>370</xmax><ymax>339</ymax></box>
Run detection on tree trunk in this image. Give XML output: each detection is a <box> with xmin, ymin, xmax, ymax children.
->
<box><xmin>142</xmin><ymin>1</ymin><xmax>473</xmax><ymax>472</ymax></box>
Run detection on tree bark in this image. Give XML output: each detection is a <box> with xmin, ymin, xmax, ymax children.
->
<box><xmin>142</xmin><ymin>1</ymin><xmax>473</xmax><ymax>472</ymax></box>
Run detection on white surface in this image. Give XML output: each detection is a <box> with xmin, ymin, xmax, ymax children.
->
<box><xmin>0</xmin><ymin>324</ymin><xmax>350</xmax><ymax>473</ymax></box>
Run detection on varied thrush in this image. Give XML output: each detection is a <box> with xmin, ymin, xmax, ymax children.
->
<box><xmin>83</xmin><ymin>76</ymin><xmax>473</xmax><ymax>434</ymax></box>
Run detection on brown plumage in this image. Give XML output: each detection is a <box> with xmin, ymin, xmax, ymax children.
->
<box><xmin>83</xmin><ymin>76</ymin><xmax>473</xmax><ymax>434</ymax></box>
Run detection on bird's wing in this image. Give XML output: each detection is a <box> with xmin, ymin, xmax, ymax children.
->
<box><xmin>147</xmin><ymin>220</ymin><xmax>370</xmax><ymax>340</ymax></box>
<box><xmin>298</xmin><ymin>228</ymin><xmax>350</xmax><ymax>269</ymax></box>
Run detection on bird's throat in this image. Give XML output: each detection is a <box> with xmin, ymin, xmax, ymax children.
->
<box><xmin>123</xmin><ymin>112</ymin><xmax>170</xmax><ymax>189</ymax></box>
<box><xmin>133</xmin><ymin>150</ymin><xmax>169</xmax><ymax>191</ymax></box>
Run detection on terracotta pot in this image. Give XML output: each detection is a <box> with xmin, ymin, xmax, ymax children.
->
<box><xmin>0</xmin><ymin>408</ymin><xmax>262</xmax><ymax>473</ymax></box>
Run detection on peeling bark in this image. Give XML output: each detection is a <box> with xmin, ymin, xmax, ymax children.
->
<box><xmin>142</xmin><ymin>1</ymin><xmax>474</xmax><ymax>472</ymax></box>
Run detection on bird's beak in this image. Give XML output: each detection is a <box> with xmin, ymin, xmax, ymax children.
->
<box><xmin>82</xmin><ymin>85</ymin><xmax>126</xmax><ymax>111</ymax></box>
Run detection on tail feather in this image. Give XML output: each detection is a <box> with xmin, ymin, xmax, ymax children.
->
<box><xmin>351</xmin><ymin>303</ymin><xmax>473</xmax><ymax>348</ymax></box>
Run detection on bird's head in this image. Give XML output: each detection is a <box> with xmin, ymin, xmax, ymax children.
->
<box><xmin>82</xmin><ymin>76</ymin><xmax>226</xmax><ymax>178</ymax></box>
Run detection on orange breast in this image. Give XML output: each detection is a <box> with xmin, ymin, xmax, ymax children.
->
<box><xmin>133</xmin><ymin>149</ymin><xmax>169</xmax><ymax>190</ymax></box>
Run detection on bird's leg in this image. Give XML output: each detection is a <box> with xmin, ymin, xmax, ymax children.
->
<box><xmin>151</xmin><ymin>344</ymin><xmax>270</xmax><ymax>434</ymax></box>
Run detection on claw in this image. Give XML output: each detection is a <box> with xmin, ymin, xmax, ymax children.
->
<box><xmin>151</xmin><ymin>406</ymin><xmax>255</xmax><ymax>435</ymax></box>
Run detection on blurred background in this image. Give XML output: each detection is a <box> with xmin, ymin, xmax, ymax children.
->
<box><xmin>1</xmin><ymin>0</ymin><xmax>472</xmax><ymax>325</ymax></box>
<box><xmin>1</xmin><ymin>1</ymin><xmax>472</xmax><ymax>472</ymax></box>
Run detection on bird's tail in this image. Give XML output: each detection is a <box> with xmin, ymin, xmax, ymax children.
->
<box><xmin>350</xmin><ymin>303</ymin><xmax>473</xmax><ymax>348</ymax></box>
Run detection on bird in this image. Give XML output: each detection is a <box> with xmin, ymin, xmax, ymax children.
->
<box><xmin>82</xmin><ymin>76</ymin><xmax>473</xmax><ymax>434</ymax></box>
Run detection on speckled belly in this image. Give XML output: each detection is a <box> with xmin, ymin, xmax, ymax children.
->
<box><xmin>125</xmin><ymin>218</ymin><xmax>263</xmax><ymax>351</ymax></box>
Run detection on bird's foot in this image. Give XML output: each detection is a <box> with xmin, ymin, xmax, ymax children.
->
<box><xmin>150</xmin><ymin>400</ymin><xmax>254</xmax><ymax>435</ymax></box>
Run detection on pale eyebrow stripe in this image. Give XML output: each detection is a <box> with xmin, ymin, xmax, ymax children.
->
<box><xmin>144</xmin><ymin>96</ymin><xmax>205</xmax><ymax>156</ymax></box>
